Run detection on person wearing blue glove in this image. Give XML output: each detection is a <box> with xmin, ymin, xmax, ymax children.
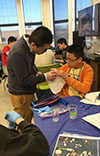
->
<box><xmin>0</xmin><ymin>111</ymin><xmax>49</xmax><ymax>156</ymax></box>
<box><xmin>5</xmin><ymin>111</ymin><xmax>22</xmax><ymax>129</ymax></box>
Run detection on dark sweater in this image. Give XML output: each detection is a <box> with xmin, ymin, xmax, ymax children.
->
<box><xmin>0</xmin><ymin>121</ymin><xmax>49</xmax><ymax>156</ymax></box>
<box><xmin>7</xmin><ymin>37</ymin><xmax>46</xmax><ymax>95</ymax></box>
<box><xmin>62</xmin><ymin>46</ymin><xmax>69</xmax><ymax>64</ymax></box>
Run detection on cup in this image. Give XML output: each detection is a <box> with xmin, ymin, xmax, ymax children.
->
<box><xmin>52</xmin><ymin>107</ymin><xmax>59</xmax><ymax>122</ymax></box>
<box><xmin>69</xmin><ymin>104</ymin><xmax>77</xmax><ymax>119</ymax></box>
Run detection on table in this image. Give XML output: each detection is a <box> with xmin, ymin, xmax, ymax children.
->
<box><xmin>34</xmin><ymin>96</ymin><xmax>100</xmax><ymax>156</ymax></box>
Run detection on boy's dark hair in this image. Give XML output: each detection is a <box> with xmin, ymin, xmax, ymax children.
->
<box><xmin>67</xmin><ymin>44</ymin><xmax>84</xmax><ymax>58</ymax></box>
<box><xmin>29</xmin><ymin>26</ymin><xmax>53</xmax><ymax>47</ymax></box>
<box><xmin>8</xmin><ymin>36</ymin><xmax>17</xmax><ymax>44</ymax></box>
<box><xmin>25</xmin><ymin>34</ymin><xmax>30</xmax><ymax>38</ymax></box>
<box><xmin>57</xmin><ymin>38</ymin><xmax>68</xmax><ymax>45</ymax></box>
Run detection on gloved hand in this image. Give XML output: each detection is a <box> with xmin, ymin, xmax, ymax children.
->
<box><xmin>34</xmin><ymin>106</ymin><xmax>51</xmax><ymax>113</ymax></box>
<box><xmin>5</xmin><ymin>111</ymin><xmax>22</xmax><ymax>124</ymax></box>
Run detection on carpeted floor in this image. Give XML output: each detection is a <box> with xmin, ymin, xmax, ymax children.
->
<box><xmin>0</xmin><ymin>79</ymin><xmax>35</xmax><ymax>127</ymax></box>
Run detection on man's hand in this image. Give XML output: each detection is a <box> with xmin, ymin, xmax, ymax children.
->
<box><xmin>46</xmin><ymin>71</ymin><xmax>57</xmax><ymax>81</ymax></box>
<box><xmin>36</xmin><ymin>71</ymin><xmax>42</xmax><ymax>75</ymax></box>
<box><xmin>50</xmin><ymin>68</ymin><xmax>57</xmax><ymax>72</ymax></box>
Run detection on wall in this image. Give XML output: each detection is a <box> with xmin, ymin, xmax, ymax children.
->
<box><xmin>91</xmin><ymin>0</ymin><xmax>100</xmax><ymax>4</ymax></box>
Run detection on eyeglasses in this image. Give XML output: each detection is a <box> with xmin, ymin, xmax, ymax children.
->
<box><xmin>66</xmin><ymin>57</ymin><xmax>79</xmax><ymax>63</ymax></box>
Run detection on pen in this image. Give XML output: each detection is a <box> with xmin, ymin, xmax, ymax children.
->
<box><xmin>94</xmin><ymin>96</ymin><xmax>98</xmax><ymax>103</ymax></box>
<box><xmin>97</xmin><ymin>93</ymin><xmax>100</xmax><ymax>100</ymax></box>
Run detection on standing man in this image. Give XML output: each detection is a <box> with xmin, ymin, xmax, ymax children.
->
<box><xmin>7</xmin><ymin>26</ymin><xmax>57</xmax><ymax>123</ymax></box>
<box><xmin>57</xmin><ymin>38</ymin><xmax>69</xmax><ymax>64</ymax></box>
<box><xmin>2</xmin><ymin>36</ymin><xmax>17</xmax><ymax>75</ymax></box>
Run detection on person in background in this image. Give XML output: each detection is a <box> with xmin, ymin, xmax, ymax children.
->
<box><xmin>57</xmin><ymin>38</ymin><xmax>69</xmax><ymax>64</ymax></box>
<box><xmin>0</xmin><ymin>111</ymin><xmax>49</xmax><ymax>156</ymax></box>
<box><xmin>2</xmin><ymin>36</ymin><xmax>17</xmax><ymax>75</ymax></box>
<box><xmin>52</xmin><ymin>44</ymin><xmax>93</xmax><ymax>98</ymax></box>
<box><xmin>7</xmin><ymin>26</ymin><xmax>57</xmax><ymax>123</ymax></box>
<box><xmin>35</xmin><ymin>48</ymin><xmax>55</xmax><ymax>66</ymax></box>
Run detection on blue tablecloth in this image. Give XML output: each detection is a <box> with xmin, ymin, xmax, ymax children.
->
<box><xmin>34</xmin><ymin>96</ymin><xmax>100</xmax><ymax>156</ymax></box>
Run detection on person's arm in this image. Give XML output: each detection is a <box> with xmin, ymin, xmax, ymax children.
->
<box><xmin>5</xmin><ymin>111</ymin><xmax>49</xmax><ymax>156</ymax></box>
<box><xmin>18</xmin><ymin>121</ymin><xmax>49</xmax><ymax>155</ymax></box>
<box><xmin>66</xmin><ymin>66</ymin><xmax>93</xmax><ymax>94</ymax></box>
<box><xmin>55</xmin><ymin>59</ymin><xmax>64</xmax><ymax>64</ymax></box>
<box><xmin>11</xmin><ymin>53</ymin><xmax>46</xmax><ymax>86</ymax></box>
<box><xmin>57</xmin><ymin>64</ymin><xmax>94</xmax><ymax>94</ymax></box>
<box><xmin>3</xmin><ymin>46</ymin><xmax>10</xmax><ymax>56</ymax></box>
<box><xmin>15</xmin><ymin>117</ymin><xmax>24</xmax><ymax>124</ymax></box>
<box><xmin>5</xmin><ymin>51</ymin><xmax>9</xmax><ymax>55</ymax></box>
<box><xmin>11</xmin><ymin>53</ymin><xmax>57</xmax><ymax>88</ymax></box>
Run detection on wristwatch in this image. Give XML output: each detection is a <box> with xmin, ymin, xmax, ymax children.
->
<box><xmin>65</xmin><ymin>75</ymin><xmax>70</xmax><ymax>80</ymax></box>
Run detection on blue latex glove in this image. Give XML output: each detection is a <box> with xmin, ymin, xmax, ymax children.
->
<box><xmin>5</xmin><ymin>111</ymin><xmax>22</xmax><ymax>124</ymax></box>
<box><xmin>34</xmin><ymin>106</ymin><xmax>51</xmax><ymax>114</ymax></box>
<box><xmin>8</xmin><ymin>122</ymin><xmax>16</xmax><ymax>129</ymax></box>
<box><xmin>31</xmin><ymin>101</ymin><xmax>36</xmax><ymax>107</ymax></box>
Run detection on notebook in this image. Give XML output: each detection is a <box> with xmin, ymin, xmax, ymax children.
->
<box><xmin>80</xmin><ymin>91</ymin><xmax>100</xmax><ymax>105</ymax></box>
<box><xmin>83</xmin><ymin>112</ymin><xmax>100</xmax><ymax>129</ymax></box>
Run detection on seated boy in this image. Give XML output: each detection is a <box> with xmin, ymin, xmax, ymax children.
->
<box><xmin>54</xmin><ymin>44</ymin><xmax>93</xmax><ymax>98</ymax></box>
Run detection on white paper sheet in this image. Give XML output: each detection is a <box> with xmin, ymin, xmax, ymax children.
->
<box><xmin>83</xmin><ymin>113</ymin><xmax>100</xmax><ymax>129</ymax></box>
<box><xmin>80</xmin><ymin>99</ymin><xmax>100</xmax><ymax>105</ymax></box>
<box><xmin>80</xmin><ymin>91</ymin><xmax>100</xmax><ymax>105</ymax></box>
<box><xmin>47</xmin><ymin>76</ymin><xmax>65</xmax><ymax>94</ymax></box>
<box><xmin>85</xmin><ymin>91</ymin><xmax>100</xmax><ymax>102</ymax></box>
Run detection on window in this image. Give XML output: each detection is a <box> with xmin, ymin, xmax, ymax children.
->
<box><xmin>55</xmin><ymin>23</ymin><xmax>69</xmax><ymax>43</ymax></box>
<box><xmin>0</xmin><ymin>0</ymin><xmax>18</xmax><ymax>24</ymax></box>
<box><xmin>53</xmin><ymin>0</ymin><xmax>68</xmax><ymax>46</ymax></box>
<box><xmin>0</xmin><ymin>26</ymin><xmax>19</xmax><ymax>43</ymax></box>
<box><xmin>22</xmin><ymin>0</ymin><xmax>42</xmax><ymax>34</ymax></box>
<box><xmin>0</xmin><ymin>0</ymin><xmax>19</xmax><ymax>42</ymax></box>
<box><xmin>54</xmin><ymin>0</ymin><xmax>68</xmax><ymax>20</ymax></box>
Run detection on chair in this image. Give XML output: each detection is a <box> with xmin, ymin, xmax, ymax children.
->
<box><xmin>37</xmin><ymin>63</ymin><xmax>60</xmax><ymax>90</ymax></box>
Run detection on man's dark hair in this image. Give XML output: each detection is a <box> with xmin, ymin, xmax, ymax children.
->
<box><xmin>8</xmin><ymin>36</ymin><xmax>17</xmax><ymax>44</ymax></box>
<box><xmin>57</xmin><ymin>38</ymin><xmax>68</xmax><ymax>45</ymax></box>
<box><xmin>29</xmin><ymin>26</ymin><xmax>53</xmax><ymax>47</ymax></box>
<box><xmin>67</xmin><ymin>44</ymin><xmax>84</xmax><ymax>58</ymax></box>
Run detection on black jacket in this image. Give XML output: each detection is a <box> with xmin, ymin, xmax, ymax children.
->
<box><xmin>7</xmin><ymin>37</ymin><xmax>46</xmax><ymax>95</ymax></box>
<box><xmin>62</xmin><ymin>46</ymin><xmax>69</xmax><ymax>64</ymax></box>
<box><xmin>0</xmin><ymin>121</ymin><xmax>49</xmax><ymax>156</ymax></box>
